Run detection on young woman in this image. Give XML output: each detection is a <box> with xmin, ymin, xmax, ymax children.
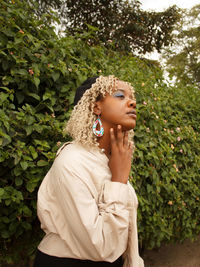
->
<box><xmin>34</xmin><ymin>75</ymin><xmax>144</xmax><ymax>267</ymax></box>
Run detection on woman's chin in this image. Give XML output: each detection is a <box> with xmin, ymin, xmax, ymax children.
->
<box><xmin>122</xmin><ymin>122</ymin><xmax>136</xmax><ymax>131</ymax></box>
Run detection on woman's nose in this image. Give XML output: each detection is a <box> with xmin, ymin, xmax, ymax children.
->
<box><xmin>127</xmin><ymin>99</ymin><xmax>136</xmax><ymax>108</ymax></box>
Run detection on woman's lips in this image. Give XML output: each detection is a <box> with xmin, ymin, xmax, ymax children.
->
<box><xmin>127</xmin><ymin>112</ymin><xmax>137</xmax><ymax>119</ymax></box>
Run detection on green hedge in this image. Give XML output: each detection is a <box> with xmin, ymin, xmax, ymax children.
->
<box><xmin>0</xmin><ymin>0</ymin><xmax>200</xmax><ymax>264</ymax></box>
<box><xmin>133</xmin><ymin>81</ymin><xmax>200</xmax><ymax>249</ymax></box>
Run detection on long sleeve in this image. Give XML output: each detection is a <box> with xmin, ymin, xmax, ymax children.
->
<box><xmin>37</xmin><ymin>143</ymin><xmax>144</xmax><ymax>266</ymax></box>
<box><xmin>54</xmin><ymin>169</ymin><xmax>129</xmax><ymax>261</ymax></box>
<box><xmin>37</xmin><ymin>143</ymin><xmax>131</xmax><ymax>262</ymax></box>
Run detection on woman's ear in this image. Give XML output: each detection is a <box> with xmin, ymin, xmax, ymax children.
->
<box><xmin>93</xmin><ymin>101</ymin><xmax>102</xmax><ymax>116</ymax></box>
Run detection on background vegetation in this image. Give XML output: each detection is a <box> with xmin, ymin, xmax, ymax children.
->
<box><xmin>0</xmin><ymin>0</ymin><xmax>200</xmax><ymax>264</ymax></box>
<box><xmin>33</xmin><ymin>0</ymin><xmax>180</xmax><ymax>54</ymax></box>
<box><xmin>164</xmin><ymin>4</ymin><xmax>200</xmax><ymax>88</ymax></box>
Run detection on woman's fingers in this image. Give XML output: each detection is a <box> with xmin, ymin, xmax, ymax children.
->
<box><xmin>128</xmin><ymin>141</ymin><xmax>134</xmax><ymax>155</ymax></box>
<box><xmin>110</xmin><ymin>126</ymin><xmax>130</xmax><ymax>150</ymax></box>
<box><xmin>110</xmin><ymin>126</ymin><xmax>133</xmax><ymax>155</ymax></box>
<box><xmin>110</xmin><ymin>128</ymin><xmax>116</xmax><ymax>147</ymax></box>
<box><xmin>116</xmin><ymin>125</ymin><xmax>123</xmax><ymax>147</ymax></box>
<box><xmin>123</xmin><ymin>131</ymin><xmax>128</xmax><ymax>147</ymax></box>
<box><xmin>109</xmin><ymin>127</ymin><xmax>133</xmax><ymax>184</ymax></box>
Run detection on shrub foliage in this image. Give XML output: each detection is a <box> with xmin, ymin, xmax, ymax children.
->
<box><xmin>0</xmin><ymin>0</ymin><xmax>200</xmax><ymax>263</ymax></box>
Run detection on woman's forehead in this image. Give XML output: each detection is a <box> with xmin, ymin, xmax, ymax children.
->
<box><xmin>114</xmin><ymin>80</ymin><xmax>134</xmax><ymax>95</ymax></box>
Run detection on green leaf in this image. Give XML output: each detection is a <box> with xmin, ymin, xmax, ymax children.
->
<box><xmin>16</xmin><ymin>92</ymin><xmax>25</xmax><ymax>104</ymax></box>
<box><xmin>15</xmin><ymin>177</ymin><xmax>23</xmax><ymax>186</ymax></box>
<box><xmin>37</xmin><ymin>160</ymin><xmax>48</xmax><ymax>166</ymax></box>
<box><xmin>27</xmin><ymin>92</ymin><xmax>40</xmax><ymax>101</ymax></box>
<box><xmin>25</xmin><ymin>125</ymin><xmax>33</xmax><ymax>135</ymax></box>
<box><xmin>0</xmin><ymin>87</ymin><xmax>10</xmax><ymax>92</ymax></box>
<box><xmin>20</xmin><ymin>161</ymin><xmax>28</xmax><ymax>170</ymax></box>
<box><xmin>13</xmin><ymin>166</ymin><xmax>23</xmax><ymax>176</ymax></box>
<box><xmin>1</xmin><ymin>230</ymin><xmax>10</xmax><ymax>239</ymax></box>
<box><xmin>14</xmin><ymin>154</ymin><xmax>21</xmax><ymax>165</ymax></box>
<box><xmin>9</xmin><ymin>222</ymin><xmax>18</xmax><ymax>233</ymax></box>
<box><xmin>2</xmin><ymin>136</ymin><xmax>11</xmax><ymax>146</ymax></box>
<box><xmin>147</xmin><ymin>184</ymin><xmax>152</xmax><ymax>193</ymax></box>
<box><xmin>22</xmin><ymin>221</ymin><xmax>32</xmax><ymax>230</ymax></box>
<box><xmin>18</xmin><ymin>69</ymin><xmax>27</xmax><ymax>75</ymax></box>
<box><xmin>26</xmin><ymin>182</ymin><xmax>37</xmax><ymax>193</ymax></box>
<box><xmin>34</xmin><ymin>125</ymin><xmax>43</xmax><ymax>133</ymax></box>
<box><xmin>2</xmin><ymin>216</ymin><xmax>10</xmax><ymax>223</ymax></box>
<box><xmin>61</xmin><ymin>85</ymin><xmax>69</xmax><ymax>92</ymax></box>
<box><xmin>0</xmin><ymin>51</ymin><xmax>7</xmax><ymax>56</ymax></box>
<box><xmin>5</xmin><ymin>199</ymin><xmax>11</xmax><ymax>206</ymax></box>
<box><xmin>33</xmin><ymin>77</ymin><xmax>40</xmax><ymax>88</ymax></box>
<box><xmin>0</xmin><ymin>92</ymin><xmax>8</xmax><ymax>103</ymax></box>
<box><xmin>23</xmin><ymin>206</ymin><xmax>32</xmax><ymax>217</ymax></box>
<box><xmin>14</xmin><ymin>37</ymin><xmax>23</xmax><ymax>44</ymax></box>
<box><xmin>52</xmin><ymin>72</ymin><xmax>60</xmax><ymax>82</ymax></box>
<box><xmin>29</xmin><ymin>146</ymin><xmax>38</xmax><ymax>159</ymax></box>
<box><xmin>2</xmin><ymin>60</ymin><xmax>9</xmax><ymax>71</ymax></box>
<box><xmin>0</xmin><ymin>188</ymin><xmax>5</xmax><ymax>197</ymax></box>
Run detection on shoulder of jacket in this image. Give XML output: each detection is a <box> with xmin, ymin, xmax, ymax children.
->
<box><xmin>56</xmin><ymin>142</ymin><xmax>73</xmax><ymax>156</ymax></box>
<box><xmin>55</xmin><ymin>142</ymin><xmax>91</xmax><ymax>166</ymax></box>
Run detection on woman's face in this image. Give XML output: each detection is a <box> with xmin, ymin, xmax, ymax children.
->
<box><xmin>96</xmin><ymin>80</ymin><xmax>136</xmax><ymax>131</ymax></box>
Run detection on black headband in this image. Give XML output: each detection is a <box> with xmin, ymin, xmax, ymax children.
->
<box><xmin>73</xmin><ymin>76</ymin><xmax>99</xmax><ymax>106</ymax></box>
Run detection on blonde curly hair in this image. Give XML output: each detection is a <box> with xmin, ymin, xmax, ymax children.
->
<box><xmin>65</xmin><ymin>75</ymin><xmax>135</xmax><ymax>149</ymax></box>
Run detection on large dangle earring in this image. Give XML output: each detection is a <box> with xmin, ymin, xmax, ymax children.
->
<box><xmin>93</xmin><ymin>116</ymin><xmax>104</xmax><ymax>137</ymax></box>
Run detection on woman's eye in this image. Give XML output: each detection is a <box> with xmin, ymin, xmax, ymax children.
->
<box><xmin>113</xmin><ymin>92</ymin><xmax>125</xmax><ymax>98</ymax></box>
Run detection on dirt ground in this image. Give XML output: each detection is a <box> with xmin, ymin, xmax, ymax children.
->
<box><xmin>143</xmin><ymin>235</ymin><xmax>200</xmax><ymax>267</ymax></box>
<box><xmin>1</xmin><ymin>236</ymin><xmax>200</xmax><ymax>267</ymax></box>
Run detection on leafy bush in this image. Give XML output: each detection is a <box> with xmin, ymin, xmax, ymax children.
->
<box><xmin>132</xmin><ymin>81</ymin><xmax>200</xmax><ymax>249</ymax></box>
<box><xmin>0</xmin><ymin>0</ymin><xmax>200</xmax><ymax>264</ymax></box>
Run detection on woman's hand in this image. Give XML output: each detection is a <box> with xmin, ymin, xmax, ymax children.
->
<box><xmin>108</xmin><ymin>125</ymin><xmax>133</xmax><ymax>184</ymax></box>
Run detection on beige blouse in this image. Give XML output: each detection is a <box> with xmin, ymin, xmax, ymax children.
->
<box><xmin>37</xmin><ymin>142</ymin><xmax>144</xmax><ymax>267</ymax></box>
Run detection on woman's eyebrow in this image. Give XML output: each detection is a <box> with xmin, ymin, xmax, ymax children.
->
<box><xmin>115</xmin><ymin>88</ymin><xmax>125</xmax><ymax>91</ymax></box>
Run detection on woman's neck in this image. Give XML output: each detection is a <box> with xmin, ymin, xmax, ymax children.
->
<box><xmin>98</xmin><ymin>132</ymin><xmax>111</xmax><ymax>158</ymax></box>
